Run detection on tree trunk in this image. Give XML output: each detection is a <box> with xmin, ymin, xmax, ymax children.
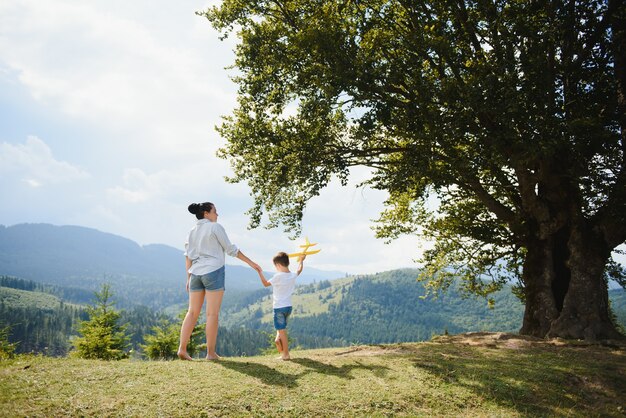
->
<box><xmin>547</xmin><ymin>222</ymin><xmax>623</xmax><ymax>340</ymax></box>
<box><xmin>520</xmin><ymin>222</ymin><xmax>624</xmax><ymax>341</ymax></box>
<box><xmin>519</xmin><ymin>234</ymin><xmax>562</xmax><ymax>337</ymax></box>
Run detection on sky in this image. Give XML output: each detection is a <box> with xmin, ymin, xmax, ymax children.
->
<box><xmin>0</xmin><ymin>0</ymin><xmax>426</xmax><ymax>276</ymax></box>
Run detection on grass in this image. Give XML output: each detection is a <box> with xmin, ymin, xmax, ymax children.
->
<box><xmin>0</xmin><ymin>287</ymin><xmax>69</xmax><ymax>311</ymax></box>
<box><xmin>1</xmin><ymin>335</ymin><xmax>625</xmax><ymax>417</ymax></box>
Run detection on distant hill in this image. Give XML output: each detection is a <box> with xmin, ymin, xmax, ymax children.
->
<box><xmin>0</xmin><ymin>286</ymin><xmax>69</xmax><ymax>311</ymax></box>
<box><xmin>0</xmin><ymin>282</ymin><xmax>86</xmax><ymax>356</ymax></box>
<box><xmin>0</xmin><ymin>223</ymin><xmax>343</xmax><ymax>309</ymax></box>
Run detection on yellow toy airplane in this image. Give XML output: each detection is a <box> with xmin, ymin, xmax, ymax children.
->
<box><xmin>288</xmin><ymin>237</ymin><xmax>321</xmax><ymax>258</ymax></box>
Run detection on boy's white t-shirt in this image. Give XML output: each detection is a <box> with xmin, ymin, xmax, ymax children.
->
<box><xmin>269</xmin><ymin>272</ymin><xmax>298</xmax><ymax>309</ymax></box>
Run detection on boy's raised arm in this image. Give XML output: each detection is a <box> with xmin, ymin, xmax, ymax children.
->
<box><xmin>296</xmin><ymin>255</ymin><xmax>306</xmax><ymax>276</ymax></box>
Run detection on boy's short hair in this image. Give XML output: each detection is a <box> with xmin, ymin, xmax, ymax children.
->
<box><xmin>273</xmin><ymin>252</ymin><xmax>290</xmax><ymax>267</ymax></box>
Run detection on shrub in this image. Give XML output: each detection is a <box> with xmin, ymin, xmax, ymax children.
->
<box><xmin>72</xmin><ymin>284</ymin><xmax>130</xmax><ymax>360</ymax></box>
<box><xmin>0</xmin><ymin>325</ymin><xmax>17</xmax><ymax>359</ymax></box>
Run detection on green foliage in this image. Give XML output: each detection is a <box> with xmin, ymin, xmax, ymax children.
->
<box><xmin>142</xmin><ymin>319</ymin><xmax>180</xmax><ymax>360</ymax></box>
<box><xmin>609</xmin><ymin>289</ymin><xmax>626</xmax><ymax>334</ymax></box>
<box><xmin>0</xmin><ymin>325</ymin><xmax>17</xmax><ymax>359</ymax></box>
<box><xmin>606</xmin><ymin>251</ymin><xmax>626</xmax><ymax>289</ymax></box>
<box><xmin>72</xmin><ymin>284</ymin><xmax>130</xmax><ymax>360</ymax></box>
<box><xmin>120</xmin><ymin>305</ymin><xmax>172</xmax><ymax>352</ymax></box>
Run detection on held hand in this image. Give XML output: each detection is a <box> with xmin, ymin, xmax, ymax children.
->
<box><xmin>298</xmin><ymin>254</ymin><xmax>307</xmax><ymax>263</ymax></box>
<box><xmin>250</xmin><ymin>261</ymin><xmax>263</xmax><ymax>273</ymax></box>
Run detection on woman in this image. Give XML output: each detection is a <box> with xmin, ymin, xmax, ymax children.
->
<box><xmin>178</xmin><ymin>201</ymin><xmax>262</xmax><ymax>360</ymax></box>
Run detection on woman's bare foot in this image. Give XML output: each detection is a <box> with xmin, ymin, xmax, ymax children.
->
<box><xmin>177</xmin><ymin>351</ymin><xmax>193</xmax><ymax>361</ymax></box>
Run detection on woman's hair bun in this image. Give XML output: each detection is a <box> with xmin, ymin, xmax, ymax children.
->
<box><xmin>188</xmin><ymin>203</ymin><xmax>200</xmax><ymax>215</ymax></box>
<box><xmin>188</xmin><ymin>201</ymin><xmax>213</xmax><ymax>218</ymax></box>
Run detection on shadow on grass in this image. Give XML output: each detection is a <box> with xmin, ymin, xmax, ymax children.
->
<box><xmin>217</xmin><ymin>359</ymin><xmax>303</xmax><ymax>388</ymax></box>
<box><xmin>291</xmin><ymin>358</ymin><xmax>390</xmax><ymax>380</ymax></box>
<box><xmin>216</xmin><ymin>357</ymin><xmax>390</xmax><ymax>388</ymax></box>
<box><xmin>411</xmin><ymin>345</ymin><xmax>626</xmax><ymax>416</ymax></box>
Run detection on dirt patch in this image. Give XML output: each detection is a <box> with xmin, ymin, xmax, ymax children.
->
<box><xmin>431</xmin><ymin>331</ymin><xmax>626</xmax><ymax>351</ymax></box>
<box><xmin>330</xmin><ymin>332</ymin><xmax>626</xmax><ymax>357</ymax></box>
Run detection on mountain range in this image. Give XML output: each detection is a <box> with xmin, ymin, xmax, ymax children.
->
<box><xmin>0</xmin><ymin>223</ymin><xmax>344</xmax><ymax>309</ymax></box>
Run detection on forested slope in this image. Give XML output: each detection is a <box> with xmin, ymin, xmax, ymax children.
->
<box><xmin>224</xmin><ymin>269</ymin><xmax>626</xmax><ymax>346</ymax></box>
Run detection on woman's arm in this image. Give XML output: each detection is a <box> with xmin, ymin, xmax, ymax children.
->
<box><xmin>213</xmin><ymin>223</ymin><xmax>262</xmax><ymax>273</ymax></box>
<box><xmin>236</xmin><ymin>250</ymin><xmax>263</xmax><ymax>274</ymax></box>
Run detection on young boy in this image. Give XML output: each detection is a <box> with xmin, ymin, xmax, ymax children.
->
<box><xmin>257</xmin><ymin>252</ymin><xmax>305</xmax><ymax>360</ymax></box>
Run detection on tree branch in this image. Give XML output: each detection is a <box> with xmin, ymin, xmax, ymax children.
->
<box><xmin>457</xmin><ymin>172</ymin><xmax>517</xmax><ymax>227</ymax></box>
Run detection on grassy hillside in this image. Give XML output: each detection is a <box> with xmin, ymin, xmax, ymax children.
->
<box><xmin>0</xmin><ymin>285</ymin><xmax>86</xmax><ymax>356</ymax></box>
<box><xmin>227</xmin><ymin>270</ymin><xmax>526</xmax><ymax>326</ymax></box>
<box><xmin>222</xmin><ymin>269</ymin><xmax>526</xmax><ymax>343</ymax></box>
<box><xmin>1</xmin><ymin>334</ymin><xmax>624</xmax><ymax>417</ymax></box>
<box><xmin>225</xmin><ymin>270</ymin><xmax>626</xmax><ymax>346</ymax></box>
<box><xmin>0</xmin><ymin>287</ymin><xmax>67</xmax><ymax>311</ymax></box>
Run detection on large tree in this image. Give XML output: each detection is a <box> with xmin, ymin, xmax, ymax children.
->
<box><xmin>201</xmin><ymin>0</ymin><xmax>626</xmax><ymax>340</ymax></box>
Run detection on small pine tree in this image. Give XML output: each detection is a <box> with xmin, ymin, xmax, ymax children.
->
<box><xmin>0</xmin><ymin>325</ymin><xmax>17</xmax><ymax>359</ymax></box>
<box><xmin>142</xmin><ymin>311</ymin><xmax>203</xmax><ymax>360</ymax></box>
<box><xmin>141</xmin><ymin>319</ymin><xmax>179</xmax><ymax>360</ymax></box>
<box><xmin>72</xmin><ymin>284</ymin><xmax>129</xmax><ymax>360</ymax></box>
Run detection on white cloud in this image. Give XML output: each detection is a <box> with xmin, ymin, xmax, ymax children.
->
<box><xmin>0</xmin><ymin>0</ymin><xmax>237</xmax><ymax>160</ymax></box>
<box><xmin>22</xmin><ymin>179</ymin><xmax>41</xmax><ymax>188</ymax></box>
<box><xmin>0</xmin><ymin>136</ymin><xmax>90</xmax><ymax>186</ymax></box>
<box><xmin>107</xmin><ymin>168</ymin><xmax>161</xmax><ymax>203</ymax></box>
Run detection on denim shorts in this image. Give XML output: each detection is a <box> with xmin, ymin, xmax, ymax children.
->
<box><xmin>273</xmin><ymin>306</ymin><xmax>292</xmax><ymax>330</ymax></box>
<box><xmin>189</xmin><ymin>266</ymin><xmax>225</xmax><ymax>292</ymax></box>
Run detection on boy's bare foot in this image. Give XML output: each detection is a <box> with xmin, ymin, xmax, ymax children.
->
<box><xmin>280</xmin><ymin>355</ymin><xmax>291</xmax><ymax>361</ymax></box>
<box><xmin>206</xmin><ymin>353</ymin><xmax>221</xmax><ymax>361</ymax></box>
<box><xmin>177</xmin><ymin>351</ymin><xmax>193</xmax><ymax>361</ymax></box>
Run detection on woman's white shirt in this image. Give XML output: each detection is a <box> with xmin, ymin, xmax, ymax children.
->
<box><xmin>185</xmin><ymin>219</ymin><xmax>239</xmax><ymax>275</ymax></box>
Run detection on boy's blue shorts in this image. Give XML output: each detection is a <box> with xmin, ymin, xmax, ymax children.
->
<box><xmin>273</xmin><ymin>306</ymin><xmax>292</xmax><ymax>330</ymax></box>
<box><xmin>189</xmin><ymin>266</ymin><xmax>225</xmax><ymax>292</ymax></box>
